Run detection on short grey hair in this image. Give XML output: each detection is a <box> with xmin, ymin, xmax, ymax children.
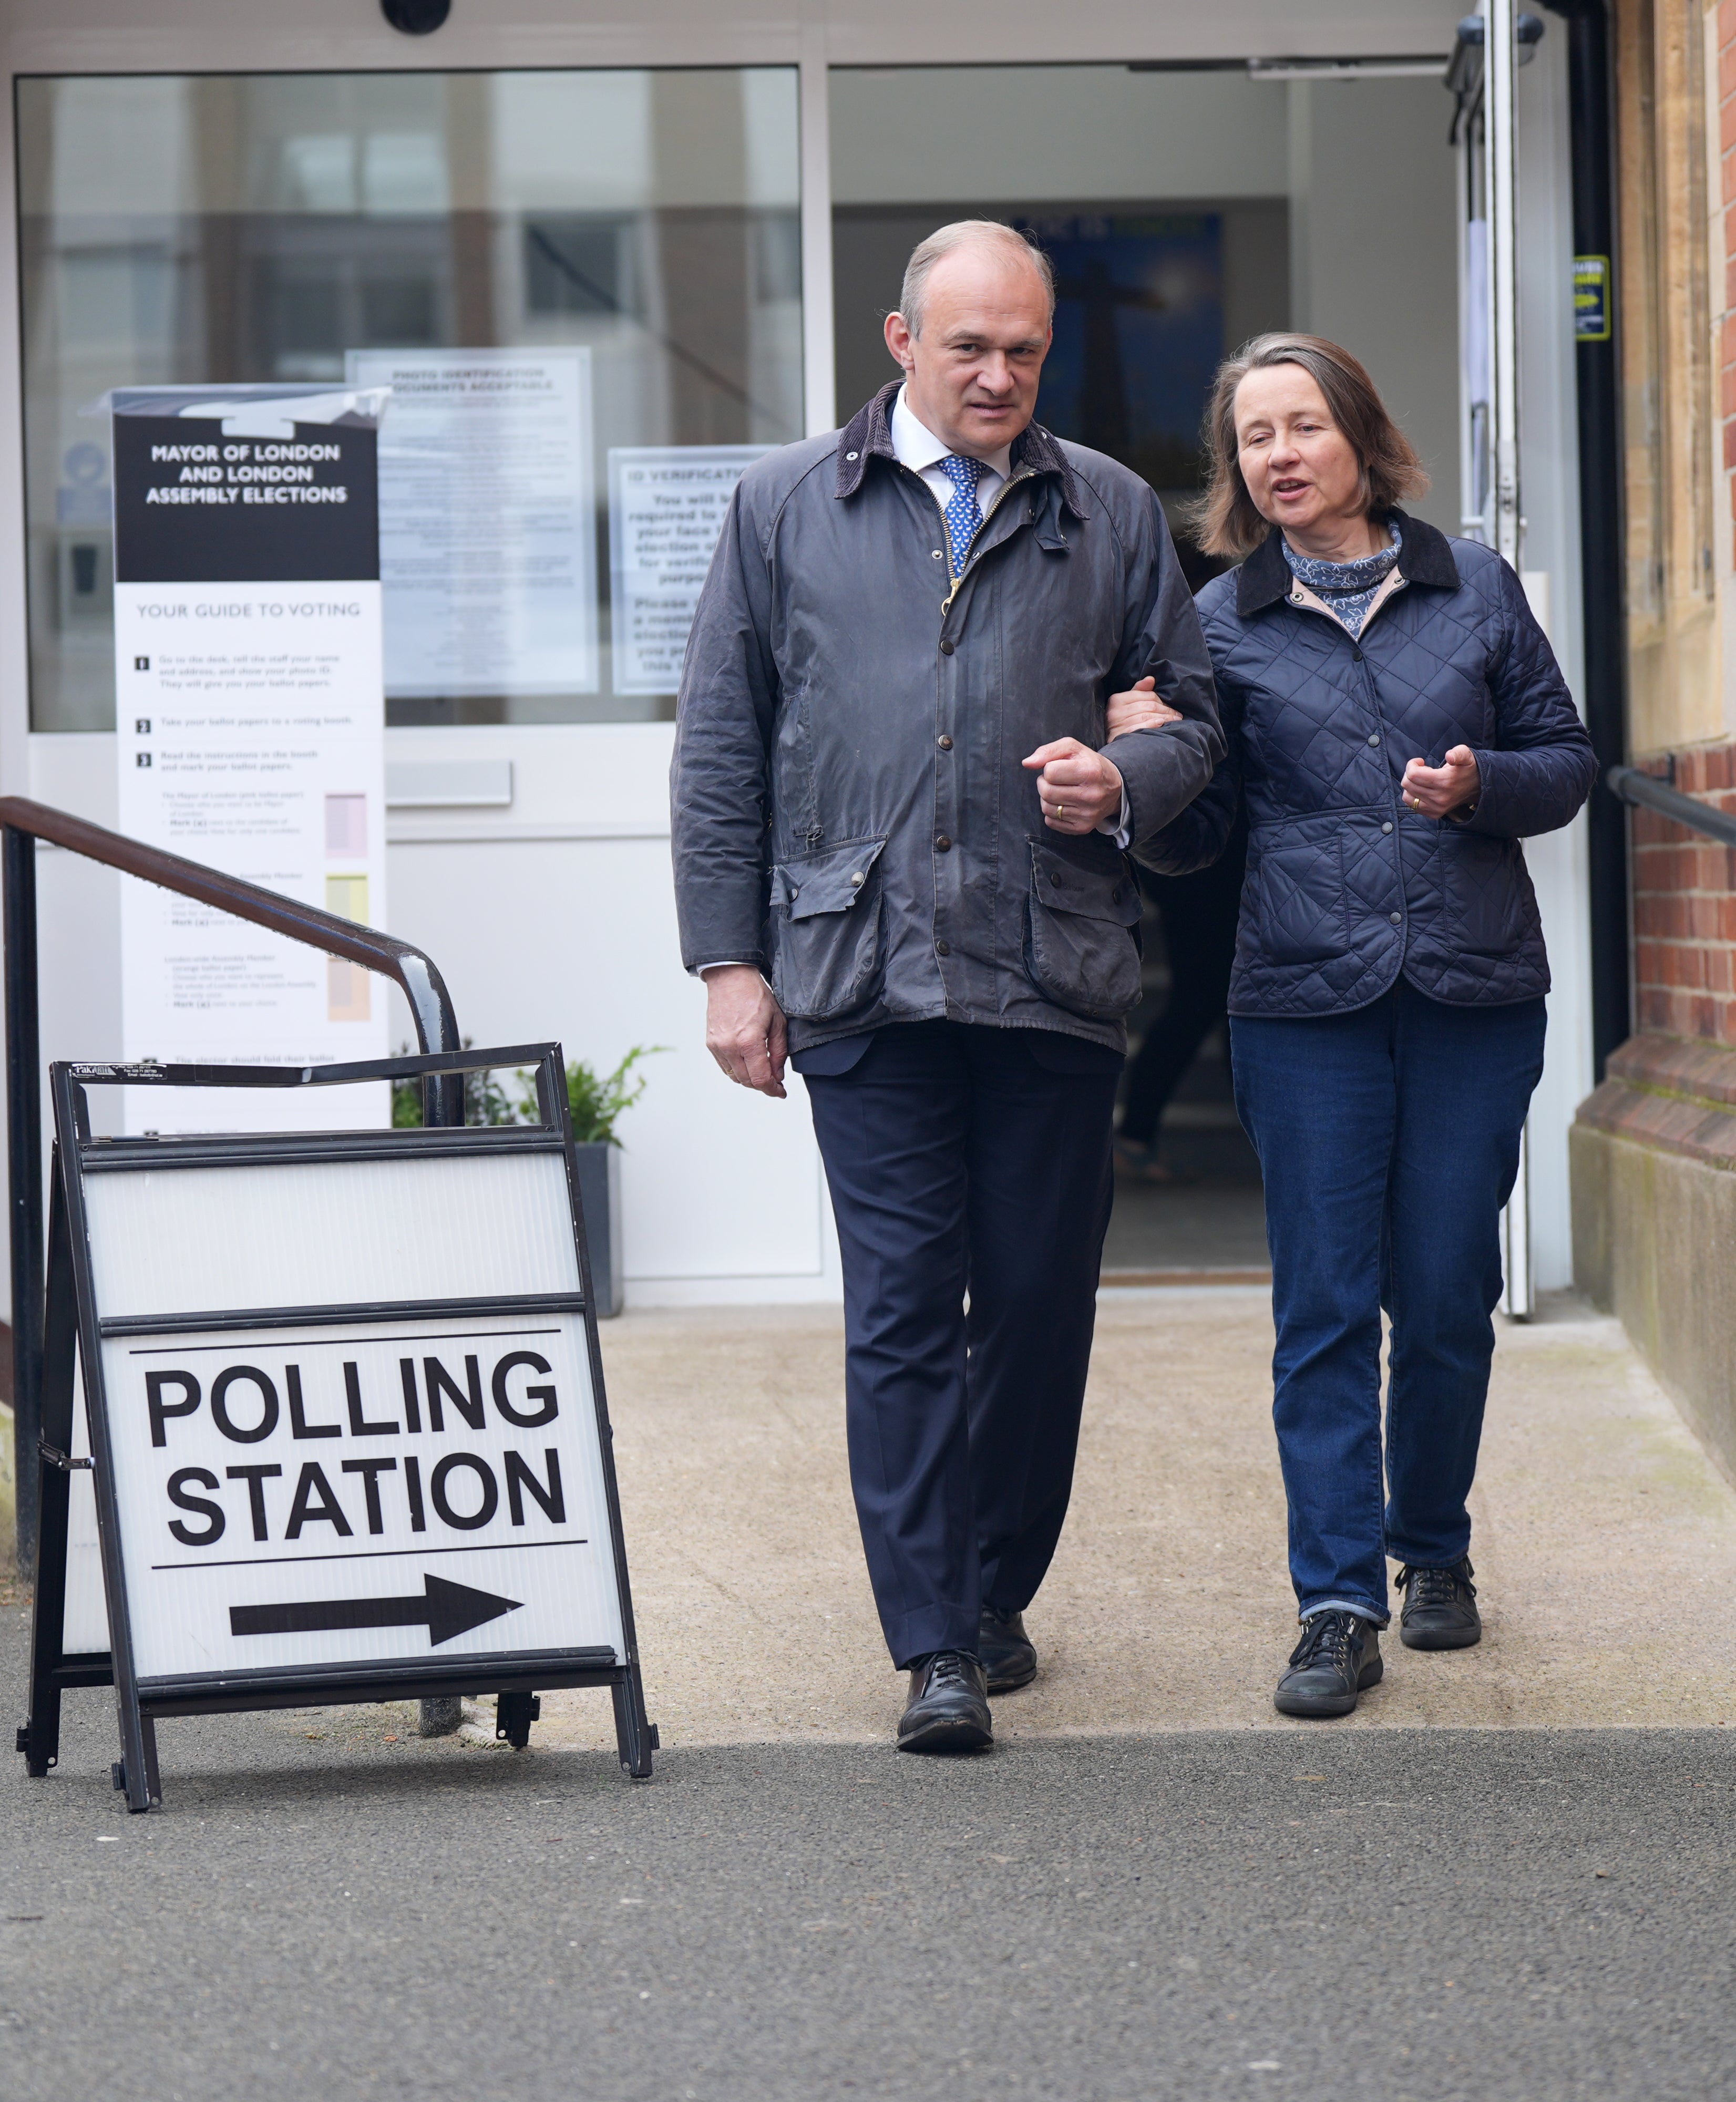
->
<box><xmin>898</xmin><ymin>220</ymin><xmax>1056</xmax><ymax>339</ymax></box>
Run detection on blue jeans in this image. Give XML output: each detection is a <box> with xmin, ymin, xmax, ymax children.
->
<box><xmin>1230</xmin><ymin>978</ymin><xmax>1547</xmax><ymax>1624</ymax></box>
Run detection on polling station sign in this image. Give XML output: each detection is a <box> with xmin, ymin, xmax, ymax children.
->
<box><xmin>112</xmin><ymin>1315</ymin><xmax>618</xmax><ymax>1683</ymax></box>
<box><xmin>19</xmin><ymin>1045</ymin><xmax>653</xmax><ymax>1812</ymax></box>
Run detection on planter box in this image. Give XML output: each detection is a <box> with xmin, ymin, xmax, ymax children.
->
<box><xmin>571</xmin><ymin>1140</ymin><xmax>623</xmax><ymax>1318</ymax></box>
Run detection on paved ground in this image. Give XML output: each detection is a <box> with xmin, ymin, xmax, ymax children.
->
<box><xmin>6</xmin><ymin>1293</ymin><xmax>1736</xmax><ymax>2099</ymax></box>
<box><xmin>4</xmin><ymin>1671</ymin><xmax>1735</xmax><ymax>2100</ymax></box>
<box><xmin>535</xmin><ymin>1292</ymin><xmax>1736</xmax><ymax>1752</ymax></box>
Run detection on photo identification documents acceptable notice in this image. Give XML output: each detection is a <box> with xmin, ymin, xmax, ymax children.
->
<box><xmin>111</xmin><ymin>385</ymin><xmax>389</xmax><ymax>1135</ymax></box>
<box><xmin>346</xmin><ymin>347</ymin><xmax>598</xmax><ymax>699</ymax></box>
<box><xmin>608</xmin><ymin>445</ymin><xmax>772</xmax><ymax>695</ymax></box>
<box><xmin>82</xmin><ymin>1142</ymin><xmax>625</xmax><ymax>1684</ymax></box>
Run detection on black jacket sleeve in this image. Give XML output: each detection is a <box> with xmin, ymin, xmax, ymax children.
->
<box><xmin>668</xmin><ymin>480</ymin><xmax>780</xmax><ymax>973</ymax></box>
<box><xmin>1132</xmin><ymin>655</ymin><xmax>1242</xmax><ymax>873</ymax></box>
<box><xmin>1098</xmin><ymin>488</ymin><xmax>1225</xmax><ymax>848</ymax></box>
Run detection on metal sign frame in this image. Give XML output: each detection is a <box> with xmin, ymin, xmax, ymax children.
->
<box><xmin>16</xmin><ymin>1043</ymin><xmax>654</xmax><ymax>1811</ymax></box>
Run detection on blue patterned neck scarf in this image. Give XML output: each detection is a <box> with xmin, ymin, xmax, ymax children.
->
<box><xmin>1281</xmin><ymin>518</ymin><xmax>1402</xmax><ymax>638</ymax></box>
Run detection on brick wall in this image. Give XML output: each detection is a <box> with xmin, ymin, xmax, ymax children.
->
<box><xmin>1630</xmin><ymin>5</ymin><xmax>1736</xmax><ymax>1047</ymax></box>
<box><xmin>1630</xmin><ymin>745</ymin><xmax>1736</xmax><ymax>1042</ymax></box>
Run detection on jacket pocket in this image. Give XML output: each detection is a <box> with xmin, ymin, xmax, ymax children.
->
<box><xmin>1443</xmin><ymin>829</ymin><xmax>1534</xmax><ymax>957</ymax></box>
<box><xmin>1022</xmin><ymin>840</ymin><xmax>1145</xmax><ymax>1021</ymax></box>
<box><xmin>768</xmin><ymin>836</ymin><xmax>888</xmax><ymax>1020</ymax></box>
<box><xmin>1244</xmin><ymin>828</ymin><xmax>1351</xmax><ymax>965</ymax></box>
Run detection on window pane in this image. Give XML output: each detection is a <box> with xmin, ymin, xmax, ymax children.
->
<box><xmin>17</xmin><ymin>67</ymin><xmax>803</xmax><ymax>730</ymax></box>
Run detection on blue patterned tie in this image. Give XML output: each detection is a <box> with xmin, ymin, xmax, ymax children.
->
<box><xmin>937</xmin><ymin>455</ymin><xmax>984</xmax><ymax>578</ymax></box>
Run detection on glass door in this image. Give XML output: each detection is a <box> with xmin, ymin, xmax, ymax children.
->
<box><xmin>17</xmin><ymin>67</ymin><xmax>803</xmax><ymax>734</ymax></box>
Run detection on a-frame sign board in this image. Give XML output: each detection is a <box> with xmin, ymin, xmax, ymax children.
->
<box><xmin>17</xmin><ymin>1045</ymin><xmax>654</xmax><ymax>1811</ymax></box>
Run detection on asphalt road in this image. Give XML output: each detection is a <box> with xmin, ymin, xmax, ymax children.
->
<box><xmin>4</xmin><ymin>1604</ymin><xmax>1735</xmax><ymax>2102</ymax></box>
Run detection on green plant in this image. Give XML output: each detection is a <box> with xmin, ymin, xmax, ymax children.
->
<box><xmin>391</xmin><ymin>1065</ymin><xmax>423</xmax><ymax>1128</ymax></box>
<box><xmin>390</xmin><ymin>1041</ymin><xmax>665</xmax><ymax>1145</ymax></box>
<box><xmin>389</xmin><ymin>1040</ymin><xmax>542</xmax><ymax>1130</ymax></box>
<box><xmin>546</xmin><ymin>1045</ymin><xmax>667</xmax><ymax>1147</ymax></box>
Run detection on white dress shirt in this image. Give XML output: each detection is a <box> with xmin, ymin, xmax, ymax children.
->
<box><xmin>890</xmin><ymin>385</ymin><xmax>1012</xmax><ymax>525</ymax></box>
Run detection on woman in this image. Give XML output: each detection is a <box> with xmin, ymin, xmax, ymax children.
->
<box><xmin>1113</xmin><ymin>334</ymin><xmax>1595</xmax><ymax>1718</ymax></box>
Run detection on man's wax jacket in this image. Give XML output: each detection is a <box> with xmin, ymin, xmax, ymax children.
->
<box><xmin>670</xmin><ymin>381</ymin><xmax>1224</xmax><ymax>1055</ymax></box>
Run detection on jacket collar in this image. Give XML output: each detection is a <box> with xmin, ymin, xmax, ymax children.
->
<box><xmin>1235</xmin><ymin>508</ymin><xmax>1460</xmax><ymax>619</ymax></box>
<box><xmin>835</xmin><ymin>379</ymin><xmax>1087</xmax><ymax>518</ymax></box>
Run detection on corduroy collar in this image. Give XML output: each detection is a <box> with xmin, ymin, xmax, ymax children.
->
<box><xmin>1236</xmin><ymin>508</ymin><xmax>1461</xmax><ymax>618</ymax></box>
<box><xmin>834</xmin><ymin>379</ymin><xmax>1086</xmax><ymax>518</ymax></box>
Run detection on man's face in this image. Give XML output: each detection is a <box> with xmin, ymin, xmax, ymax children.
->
<box><xmin>884</xmin><ymin>245</ymin><xmax>1052</xmax><ymax>458</ymax></box>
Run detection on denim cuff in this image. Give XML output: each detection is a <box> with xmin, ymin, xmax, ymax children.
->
<box><xmin>1298</xmin><ymin>1596</ymin><xmax>1390</xmax><ymax>1630</ymax></box>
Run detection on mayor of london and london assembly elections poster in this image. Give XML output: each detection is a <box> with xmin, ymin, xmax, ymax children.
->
<box><xmin>110</xmin><ymin>386</ymin><xmax>391</xmax><ymax>1135</ymax></box>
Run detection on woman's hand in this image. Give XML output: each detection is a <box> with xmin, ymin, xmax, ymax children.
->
<box><xmin>1401</xmin><ymin>745</ymin><xmax>1480</xmax><ymax>820</ymax></box>
<box><xmin>1106</xmin><ymin>675</ymin><xmax>1184</xmax><ymax>740</ymax></box>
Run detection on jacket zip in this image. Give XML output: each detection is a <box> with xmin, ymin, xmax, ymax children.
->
<box><xmin>944</xmin><ymin>466</ymin><xmax>1038</xmax><ymax>613</ymax></box>
<box><xmin>1282</xmin><ymin>578</ymin><xmax>1411</xmax><ymax>875</ymax></box>
<box><xmin>897</xmin><ymin>462</ymin><xmax>1038</xmax><ymax>617</ymax></box>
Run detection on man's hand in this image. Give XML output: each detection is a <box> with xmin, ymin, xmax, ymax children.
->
<box><xmin>702</xmin><ymin>964</ymin><xmax>788</xmax><ymax>1098</ymax></box>
<box><xmin>1105</xmin><ymin>675</ymin><xmax>1184</xmax><ymax>741</ymax></box>
<box><xmin>1401</xmin><ymin>744</ymin><xmax>1481</xmax><ymax>821</ymax></box>
<box><xmin>1021</xmin><ymin>737</ymin><xmax>1126</xmax><ymax>834</ymax></box>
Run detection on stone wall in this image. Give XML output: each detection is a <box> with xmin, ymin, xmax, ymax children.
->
<box><xmin>1572</xmin><ymin>1031</ymin><xmax>1736</xmax><ymax>1480</ymax></box>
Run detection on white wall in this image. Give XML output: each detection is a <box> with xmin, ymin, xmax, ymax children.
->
<box><xmin>1289</xmin><ymin>76</ymin><xmax>1464</xmax><ymax>540</ymax></box>
<box><xmin>26</xmin><ymin>727</ymin><xmax>845</xmax><ymax>1307</ymax></box>
<box><xmin>830</xmin><ymin>68</ymin><xmax>1291</xmax><ymax>205</ymax></box>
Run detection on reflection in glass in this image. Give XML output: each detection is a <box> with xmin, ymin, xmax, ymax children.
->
<box><xmin>17</xmin><ymin>68</ymin><xmax>804</xmax><ymax>730</ymax></box>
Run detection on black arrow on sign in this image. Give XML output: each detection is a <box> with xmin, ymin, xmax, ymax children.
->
<box><xmin>229</xmin><ymin>1573</ymin><xmax>523</xmax><ymax>1648</ymax></box>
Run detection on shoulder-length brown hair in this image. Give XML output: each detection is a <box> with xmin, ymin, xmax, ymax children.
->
<box><xmin>1186</xmin><ymin>334</ymin><xmax>1429</xmax><ymax>560</ymax></box>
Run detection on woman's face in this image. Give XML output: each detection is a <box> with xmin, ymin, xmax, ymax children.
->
<box><xmin>1233</xmin><ymin>365</ymin><xmax>1365</xmax><ymax>539</ymax></box>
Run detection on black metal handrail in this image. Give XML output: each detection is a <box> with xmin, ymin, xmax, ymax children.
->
<box><xmin>1607</xmin><ymin>764</ymin><xmax>1736</xmax><ymax>849</ymax></box>
<box><xmin>3</xmin><ymin>795</ymin><xmax>464</xmax><ymax>1571</ymax></box>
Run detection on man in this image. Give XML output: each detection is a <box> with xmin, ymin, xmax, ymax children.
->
<box><xmin>671</xmin><ymin>221</ymin><xmax>1220</xmax><ymax>1753</ymax></box>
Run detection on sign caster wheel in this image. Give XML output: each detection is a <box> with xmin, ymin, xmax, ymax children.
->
<box><xmin>111</xmin><ymin>1761</ymin><xmax>126</xmax><ymax>1792</ymax></box>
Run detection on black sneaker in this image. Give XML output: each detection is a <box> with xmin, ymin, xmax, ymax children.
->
<box><xmin>1273</xmin><ymin>1611</ymin><xmax>1383</xmax><ymax>1719</ymax></box>
<box><xmin>1396</xmin><ymin>1557</ymin><xmax>1481</xmax><ymax>1650</ymax></box>
<box><xmin>978</xmin><ymin>1606</ymin><xmax>1038</xmax><ymax>1693</ymax></box>
<box><xmin>897</xmin><ymin>1651</ymin><xmax>993</xmax><ymax>1754</ymax></box>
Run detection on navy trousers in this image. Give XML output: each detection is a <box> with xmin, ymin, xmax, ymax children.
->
<box><xmin>799</xmin><ymin>1021</ymin><xmax>1121</xmax><ymax>1668</ymax></box>
<box><xmin>1230</xmin><ymin>978</ymin><xmax>1547</xmax><ymax>1624</ymax></box>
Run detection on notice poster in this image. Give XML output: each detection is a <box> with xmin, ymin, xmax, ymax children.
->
<box><xmin>112</xmin><ymin>385</ymin><xmax>390</xmax><ymax>1134</ymax></box>
<box><xmin>607</xmin><ymin>445</ymin><xmax>773</xmax><ymax>695</ymax></box>
<box><xmin>346</xmin><ymin>347</ymin><xmax>598</xmax><ymax>698</ymax></box>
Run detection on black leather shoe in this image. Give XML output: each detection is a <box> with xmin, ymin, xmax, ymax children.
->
<box><xmin>1273</xmin><ymin>1611</ymin><xmax>1383</xmax><ymax>1719</ymax></box>
<box><xmin>1397</xmin><ymin>1557</ymin><xmax>1481</xmax><ymax>1650</ymax></box>
<box><xmin>978</xmin><ymin>1606</ymin><xmax>1037</xmax><ymax>1693</ymax></box>
<box><xmin>897</xmin><ymin>1651</ymin><xmax>992</xmax><ymax>1754</ymax></box>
